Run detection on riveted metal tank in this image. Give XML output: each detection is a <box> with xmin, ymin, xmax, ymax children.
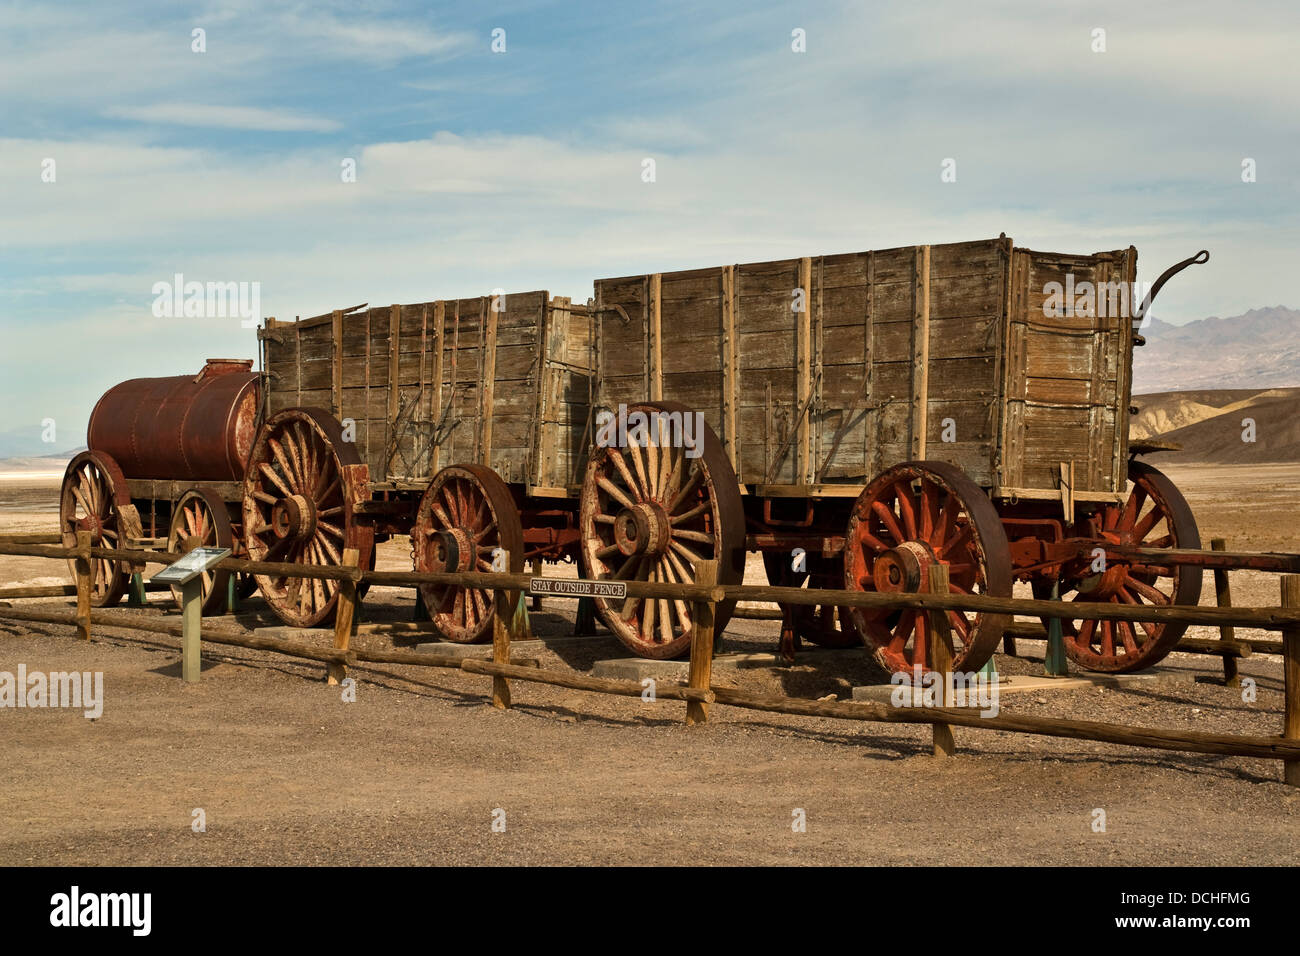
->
<box><xmin>87</xmin><ymin>359</ymin><xmax>261</xmax><ymax>482</ymax></box>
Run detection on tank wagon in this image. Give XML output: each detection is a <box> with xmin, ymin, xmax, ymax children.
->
<box><xmin>61</xmin><ymin>358</ymin><xmax>261</xmax><ymax>614</ymax></box>
<box><xmin>68</xmin><ymin>235</ymin><xmax>1208</xmax><ymax>676</ymax></box>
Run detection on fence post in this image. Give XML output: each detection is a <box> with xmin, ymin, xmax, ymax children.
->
<box><xmin>686</xmin><ymin>559</ymin><xmax>719</xmax><ymax>726</ymax></box>
<box><xmin>492</xmin><ymin>585</ymin><xmax>512</xmax><ymax>710</ymax></box>
<box><xmin>927</xmin><ymin>564</ymin><xmax>956</xmax><ymax>758</ymax></box>
<box><xmin>74</xmin><ymin>529</ymin><xmax>92</xmax><ymax>641</ymax></box>
<box><xmin>530</xmin><ymin>558</ymin><xmax>543</xmax><ymax>611</ymax></box>
<box><xmin>180</xmin><ymin>577</ymin><xmax>203</xmax><ymax>682</ymax></box>
<box><xmin>1211</xmin><ymin>538</ymin><xmax>1239</xmax><ymax>687</ymax></box>
<box><xmin>1043</xmin><ymin>578</ymin><xmax>1069</xmax><ymax>677</ymax></box>
<box><xmin>573</xmin><ymin>597</ymin><xmax>597</xmax><ymax>636</ymax></box>
<box><xmin>327</xmin><ymin>548</ymin><xmax>360</xmax><ymax>686</ymax></box>
<box><xmin>1282</xmin><ymin>575</ymin><xmax>1300</xmax><ymax>787</ymax></box>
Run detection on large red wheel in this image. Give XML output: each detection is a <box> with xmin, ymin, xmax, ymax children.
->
<box><xmin>762</xmin><ymin>552</ymin><xmax>862</xmax><ymax>648</ymax></box>
<box><xmin>242</xmin><ymin>408</ymin><xmax>374</xmax><ymax>627</ymax></box>
<box><xmin>167</xmin><ymin>487</ymin><xmax>234</xmax><ymax>616</ymax></box>
<box><xmin>1035</xmin><ymin>460</ymin><xmax>1200</xmax><ymax>673</ymax></box>
<box><xmin>579</xmin><ymin>401</ymin><xmax>745</xmax><ymax>659</ymax></box>
<box><xmin>59</xmin><ymin>451</ymin><xmax>140</xmax><ymax>607</ymax></box>
<box><xmin>844</xmin><ymin>461</ymin><xmax>1011</xmax><ymax>676</ymax></box>
<box><xmin>411</xmin><ymin>464</ymin><xmax>523</xmax><ymax>643</ymax></box>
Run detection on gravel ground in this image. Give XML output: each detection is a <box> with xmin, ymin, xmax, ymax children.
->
<box><xmin>1</xmin><ymin>464</ymin><xmax>1298</xmax><ymax>865</ymax></box>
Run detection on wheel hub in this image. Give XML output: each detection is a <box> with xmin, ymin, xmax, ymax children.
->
<box><xmin>271</xmin><ymin>494</ymin><xmax>316</xmax><ymax>542</ymax></box>
<box><xmin>613</xmin><ymin>503</ymin><xmax>670</xmax><ymax>557</ymax></box>
<box><xmin>427</xmin><ymin>529</ymin><xmax>474</xmax><ymax>574</ymax></box>
<box><xmin>1069</xmin><ymin>531</ymin><xmax>1129</xmax><ymax>598</ymax></box>
<box><xmin>873</xmin><ymin>540</ymin><xmax>934</xmax><ymax>593</ymax></box>
<box><xmin>75</xmin><ymin>514</ymin><xmax>103</xmax><ymax>542</ymax></box>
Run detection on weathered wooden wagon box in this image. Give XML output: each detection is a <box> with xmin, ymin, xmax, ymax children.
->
<box><xmin>259</xmin><ymin>292</ymin><xmax>594</xmax><ymax>494</ymax></box>
<box><xmin>593</xmin><ymin>237</ymin><xmax>1136</xmax><ymax>503</ymax></box>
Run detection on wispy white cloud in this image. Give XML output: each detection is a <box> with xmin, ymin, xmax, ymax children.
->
<box><xmin>104</xmin><ymin>103</ymin><xmax>342</xmax><ymax>132</ymax></box>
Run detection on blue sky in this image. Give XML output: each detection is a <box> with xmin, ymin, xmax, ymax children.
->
<box><xmin>2</xmin><ymin>0</ymin><xmax>1297</xmax><ymax>453</ymax></box>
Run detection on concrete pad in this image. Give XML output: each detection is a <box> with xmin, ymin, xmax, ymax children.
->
<box><xmin>412</xmin><ymin>642</ymin><xmax>494</xmax><ymax>660</ymax></box>
<box><xmin>413</xmin><ymin>633</ymin><xmax>621</xmax><ymax>658</ymax></box>
<box><xmin>592</xmin><ymin>658</ymin><xmax>689</xmax><ymax>681</ymax></box>
<box><xmin>593</xmin><ymin>646</ymin><xmax>870</xmax><ymax>681</ymax></box>
<box><xmin>852</xmin><ymin>668</ymin><xmax>1192</xmax><ymax>703</ymax></box>
<box><xmin>252</xmin><ymin>626</ymin><xmax>332</xmax><ymax>642</ymax></box>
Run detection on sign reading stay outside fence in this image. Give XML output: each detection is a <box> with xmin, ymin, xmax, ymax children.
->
<box><xmin>528</xmin><ymin>578</ymin><xmax>627</xmax><ymax>600</ymax></box>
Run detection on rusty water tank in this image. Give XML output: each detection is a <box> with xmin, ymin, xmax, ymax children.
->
<box><xmin>87</xmin><ymin>359</ymin><xmax>261</xmax><ymax>482</ymax></box>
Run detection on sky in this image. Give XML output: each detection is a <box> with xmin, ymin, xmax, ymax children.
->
<box><xmin>1</xmin><ymin>0</ymin><xmax>1297</xmax><ymax>453</ymax></box>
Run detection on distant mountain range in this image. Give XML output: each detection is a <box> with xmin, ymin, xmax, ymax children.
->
<box><xmin>1134</xmin><ymin>306</ymin><xmax>1300</xmax><ymax>393</ymax></box>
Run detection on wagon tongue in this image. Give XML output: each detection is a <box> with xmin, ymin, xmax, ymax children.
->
<box><xmin>1132</xmin><ymin>250</ymin><xmax>1209</xmax><ymax>343</ymax></box>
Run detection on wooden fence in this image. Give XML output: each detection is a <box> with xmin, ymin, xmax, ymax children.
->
<box><xmin>0</xmin><ymin>533</ymin><xmax>1297</xmax><ymax>785</ymax></box>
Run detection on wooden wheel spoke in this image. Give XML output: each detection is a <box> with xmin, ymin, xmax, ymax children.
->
<box><xmin>670</xmin><ymin>538</ymin><xmax>706</xmax><ymax>565</ymax></box>
<box><xmin>667</xmin><ymin>465</ymin><xmax>703</xmax><ymax>513</ymax></box>
<box><xmin>871</xmin><ymin>500</ymin><xmax>904</xmax><ymax>544</ymax></box>
<box><xmin>645</xmin><ymin>439</ymin><xmax>661</xmax><ymax>499</ymax></box>
<box><xmin>597</xmin><ymin>476</ymin><xmax>636</xmax><ymax>511</ymax></box>
<box><xmin>1131</xmin><ymin>505</ymin><xmax>1164</xmax><ymax>543</ymax></box>
<box><xmin>672</xmin><ymin>529</ymin><xmax>714</xmax><ymax>545</ymax></box>
<box><xmin>909</xmin><ymin>611</ymin><xmax>926</xmax><ymax>668</ymax></box>
<box><xmin>626</xmin><ymin>441</ymin><xmax>651</xmax><ymax>501</ymax></box>
<box><xmin>659</xmin><ymin>557</ymin><xmax>693</xmax><ymax>633</ymax></box>
<box><xmin>612</xmin><ymin>554</ymin><xmax>644</xmax><ymax>581</ymax></box>
<box><xmin>1125</xmin><ymin>576</ymin><xmax>1170</xmax><ymax>605</ymax></box>
<box><xmin>670</xmin><ymin>501</ymin><xmax>709</xmax><ymax>525</ymax></box>
<box><xmin>1117</xmin><ymin>620</ymin><xmax>1140</xmax><ymax>654</ymax></box>
<box><xmin>894</xmin><ymin>483</ymin><xmax>918</xmax><ymax>539</ymax></box>
<box><xmin>430</xmin><ymin>502</ymin><xmax>454</xmax><ymax>531</ymax></box>
<box><xmin>641</xmin><ymin>574</ymin><xmax>657</xmax><ymax>642</ymax></box>
<box><xmin>258</xmin><ymin>461</ymin><xmax>294</xmax><ymax>498</ymax></box>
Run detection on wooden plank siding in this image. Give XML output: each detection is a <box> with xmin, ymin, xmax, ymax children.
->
<box><xmin>259</xmin><ymin>292</ymin><xmax>595</xmax><ymax>494</ymax></box>
<box><xmin>594</xmin><ymin>236</ymin><xmax>1135</xmax><ymax>501</ymax></box>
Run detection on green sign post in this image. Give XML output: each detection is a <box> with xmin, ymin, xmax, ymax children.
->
<box><xmin>152</xmin><ymin>547</ymin><xmax>231</xmax><ymax>683</ymax></box>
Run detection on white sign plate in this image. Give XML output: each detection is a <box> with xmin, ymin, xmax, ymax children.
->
<box><xmin>528</xmin><ymin>578</ymin><xmax>627</xmax><ymax>600</ymax></box>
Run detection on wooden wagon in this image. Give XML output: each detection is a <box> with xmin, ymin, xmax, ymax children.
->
<box><xmin>249</xmin><ymin>291</ymin><xmax>596</xmax><ymax>636</ymax></box>
<box><xmin>65</xmin><ymin>235</ymin><xmax>1209</xmax><ymax>675</ymax></box>
<box><xmin>582</xmin><ymin>236</ymin><xmax>1209</xmax><ymax>672</ymax></box>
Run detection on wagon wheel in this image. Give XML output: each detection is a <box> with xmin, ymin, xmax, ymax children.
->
<box><xmin>412</xmin><ymin>464</ymin><xmax>523</xmax><ymax>643</ymax></box>
<box><xmin>59</xmin><ymin>451</ymin><xmax>139</xmax><ymax>607</ymax></box>
<box><xmin>167</xmin><ymin>488</ymin><xmax>234</xmax><ymax>616</ymax></box>
<box><xmin>242</xmin><ymin>408</ymin><xmax>374</xmax><ymax>628</ymax></box>
<box><xmin>579</xmin><ymin>401</ymin><xmax>745</xmax><ymax>659</ymax></box>
<box><xmin>762</xmin><ymin>552</ymin><xmax>863</xmax><ymax>648</ymax></box>
<box><xmin>843</xmin><ymin>461</ymin><xmax>1011</xmax><ymax>676</ymax></box>
<box><xmin>1035</xmin><ymin>461</ymin><xmax>1200</xmax><ymax>673</ymax></box>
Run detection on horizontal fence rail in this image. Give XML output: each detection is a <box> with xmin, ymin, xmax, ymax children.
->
<box><xmin>0</xmin><ymin>534</ymin><xmax>1297</xmax><ymax>784</ymax></box>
